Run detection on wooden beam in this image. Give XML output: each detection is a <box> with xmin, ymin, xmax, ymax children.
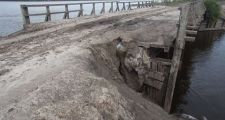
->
<box><xmin>186</xmin><ymin>30</ymin><xmax>197</xmax><ymax>36</ymax></box>
<box><xmin>128</xmin><ymin>2</ymin><xmax>131</xmax><ymax>10</ymax></box>
<box><xmin>122</xmin><ymin>2</ymin><xmax>126</xmax><ymax>11</ymax></box>
<box><xmin>116</xmin><ymin>2</ymin><xmax>120</xmax><ymax>11</ymax></box>
<box><xmin>150</xmin><ymin>58</ymin><xmax>172</xmax><ymax>66</ymax></box>
<box><xmin>45</xmin><ymin>6</ymin><xmax>51</xmax><ymax>21</ymax></box>
<box><xmin>91</xmin><ymin>3</ymin><xmax>96</xmax><ymax>15</ymax></box>
<box><xmin>147</xmin><ymin>70</ymin><xmax>165</xmax><ymax>82</ymax></box>
<box><xmin>142</xmin><ymin>1</ymin><xmax>145</xmax><ymax>8</ymax></box>
<box><xmin>144</xmin><ymin>78</ymin><xmax>163</xmax><ymax>90</ymax></box>
<box><xmin>164</xmin><ymin>5</ymin><xmax>189</xmax><ymax>113</ymax></box>
<box><xmin>63</xmin><ymin>5</ymin><xmax>69</xmax><ymax>19</ymax></box>
<box><xmin>100</xmin><ymin>2</ymin><xmax>105</xmax><ymax>14</ymax></box>
<box><xmin>78</xmin><ymin>4</ymin><xmax>83</xmax><ymax>17</ymax></box>
<box><xmin>186</xmin><ymin>25</ymin><xmax>199</xmax><ymax>30</ymax></box>
<box><xmin>185</xmin><ymin>36</ymin><xmax>196</xmax><ymax>42</ymax></box>
<box><xmin>20</xmin><ymin>5</ymin><xmax>30</xmax><ymax>25</ymax></box>
<box><xmin>137</xmin><ymin>2</ymin><xmax>140</xmax><ymax>8</ymax></box>
<box><xmin>109</xmin><ymin>2</ymin><xmax>113</xmax><ymax>13</ymax></box>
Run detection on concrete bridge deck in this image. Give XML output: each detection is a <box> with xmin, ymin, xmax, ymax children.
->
<box><xmin>0</xmin><ymin>6</ymin><xmax>181</xmax><ymax>120</ymax></box>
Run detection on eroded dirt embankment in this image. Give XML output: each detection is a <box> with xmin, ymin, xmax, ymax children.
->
<box><xmin>0</xmin><ymin>6</ymin><xmax>179</xmax><ymax>120</ymax></box>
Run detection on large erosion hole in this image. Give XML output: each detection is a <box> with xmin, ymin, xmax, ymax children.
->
<box><xmin>87</xmin><ymin>37</ymin><xmax>170</xmax><ymax>107</ymax></box>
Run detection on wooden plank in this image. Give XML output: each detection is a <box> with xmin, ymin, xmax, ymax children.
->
<box><xmin>69</xmin><ymin>10</ymin><xmax>82</xmax><ymax>13</ymax></box>
<box><xmin>149</xmin><ymin>58</ymin><xmax>172</xmax><ymax>66</ymax></box>
<box><xmin>148</xmin><ymin>70</ymin><xmax>165</xmax><ymax>82</ymax></box>
<box><xmin>27</xmin><ymin>10</ymin><xmax>81</xmax><ymax>17</ymax></box>
<box><xmin>157</xmin><ymin>62</ymin><xmax>163</xmax><ymax>72</ymax></box>
<box><xmin>164</xmin><ymin>5</ymin><xmax>189</xmax><ymax>112</ymax></box>
<box><xmin>151</xmin><ymin>61</ymin><xmax>157</xmax><ymax>71</ymax></box>
<box><xmin>21</xmin><ymin>1</ymin><xmax>147</xmax><ymax>8</ymax></box>
<box><xmin>186</xmin><ymin>25</ymin><xmax>199</xmax><ymax>30</ymax></box>
<box><xmin>27</xmin><ymin>13</ymin><xmax>47</xmax><ymax>16</ymax></box>
<box><xmin>186</xmin><ymin>30</ymin><xmax>198</xmax><ymax>36</ymax></box>
<box><xmin>185</xmin><ymin>36</ymin><xmax>196</xmax><ymax>42</ymax></box>
<box><xmin>21</xmin><ymin>2</ymin><xmax>111</xmax><ymax>7</ymax></box>
<box><xmin>186</xmin><ymin>30</ymin><xmax>197</xmax><ymax>36</ymax></box>
<box><xmin>137</xmin><ymin>42</ymin><xmax>173</xmax><ymax>51</ymax></box>
<box><xmin>144</xmin><ymin>78</ymin><xmax>163</xmax><ymax>89</ymax></box>
<box><xmin>199</xmin><ymin>26</ymin><xmax>225</xmax><ymax>31</ymax></box>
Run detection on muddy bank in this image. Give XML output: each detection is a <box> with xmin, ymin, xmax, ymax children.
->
<box><xmin>0</xmin><ymin>6</ymin><xmax>180</xmax><ymax>120</ymax></box>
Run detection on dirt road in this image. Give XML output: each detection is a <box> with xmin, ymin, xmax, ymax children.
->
<box><xmin>0</xmin><ymin>6</ymin><xmax>180</xmax><ymax>120</ymax></box>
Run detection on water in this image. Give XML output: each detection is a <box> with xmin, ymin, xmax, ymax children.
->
<box><xmin>173</xmin><ymin>31</ymin><xmax>225</xmax><ymax>120</ymax></box>
<box><xmin>0</xmin><ymin>1</ymin><xmax>131</xmax><ymax>36</ymax></box>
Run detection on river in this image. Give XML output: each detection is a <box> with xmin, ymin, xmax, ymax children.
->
<box><xmin>173</xmin><ymin>31</ymin><xmax>225</xmax><ymax>120</ymax></box>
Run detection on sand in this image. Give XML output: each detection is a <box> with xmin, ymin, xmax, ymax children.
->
<box><xmin>0</xmin><ymin>6</ymin><xmax>180</xmax><ymax>120</ymax></box>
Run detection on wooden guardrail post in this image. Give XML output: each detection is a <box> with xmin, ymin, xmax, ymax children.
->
<box><xmin>100</xmin><ymin>2</ymin><xmax>105</xmax><ymax>14</ymax></box>
<box><xmin>20</xmin><ymin>5</ymin><xmax>30</xmax><ymax>25</ymax></box>
<box><xmin>116</xmin><ymin>2</ymin><xmax>120</xmax><ymax>11</ymax></box>
<box><xmin>151</xmin><ymin>1</ymin><xmax>154</xmax><ymax>7</ymax></box>
<box><xmin>128</xmin><ymin>2</ymin><xmax>131</xmax><ymax>10</ymax></box>
<box><xmin>146</xmin><ymin>1</ymin><xmax>149</xmax><ymax>7</ymax></box>
<box><xmin>91</xmin><ymin>3</ymin><xmax>96</xmax><ymax>15</ymax></box>
<box><xmin>142</xmin><ymin>1</ymin><xmax>144</xmax><ymax>8</ymax></box>
<box><xmin>63</xmin><ymin>5</ymin><xmax>69</xmax><ymax>19</ymax></box>
<box><xmin>78</xmin><ymin>3</ymin><xmax>83</xmax><ymax>17</ymax></box>
<box><xmin>137</xmin><ymin>2</ymin><xmax>140</xmax><ymax>8</ymax></box>
<box><xmin>122</xmin><ymin>2</ymin><xmax>126</xmax><ymax>11</ymax></box>
<box><xmin>109</xmin><ymin>2</ymin><xmax>113</xmax><ymax>13</ymax></box>
<box><xmin>45</xmin><ymin>5</ymin><xmax>51</xmax><ymax>21</ymax></box>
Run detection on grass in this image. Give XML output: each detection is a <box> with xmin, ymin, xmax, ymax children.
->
<box><xmin>204</xmin><ymin>0</ymin><xmax>221</xmax><ymax>26</ymax></box>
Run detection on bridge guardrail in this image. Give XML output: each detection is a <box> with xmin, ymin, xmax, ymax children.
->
<box><xmin>20</xmin><ymin>1</ymin><xmax>154</xmax><ymax>26</ymax></box>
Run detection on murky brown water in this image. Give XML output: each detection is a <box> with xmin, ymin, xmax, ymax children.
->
<box><xmin>173</xmin><ymin>31</ymin><xmax>225</xmax><ymax>120</ymax></box>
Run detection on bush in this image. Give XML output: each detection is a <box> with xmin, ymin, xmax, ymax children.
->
<box><xmin>204</xmin><ymin>0</ymin><xmax>221</xmax><ymax>24</ymax></box>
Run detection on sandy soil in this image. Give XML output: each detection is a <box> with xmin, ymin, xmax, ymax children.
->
<box><xmin>0</xmin><ymin>6</ymin><xmax>180</xmax><ymax>120</ymax></box>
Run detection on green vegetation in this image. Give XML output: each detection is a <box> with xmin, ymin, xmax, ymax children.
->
<box><xmin>204</xmin><ymin>0</ymin><xmax>221</xmax><ymax>26</ymax></box>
